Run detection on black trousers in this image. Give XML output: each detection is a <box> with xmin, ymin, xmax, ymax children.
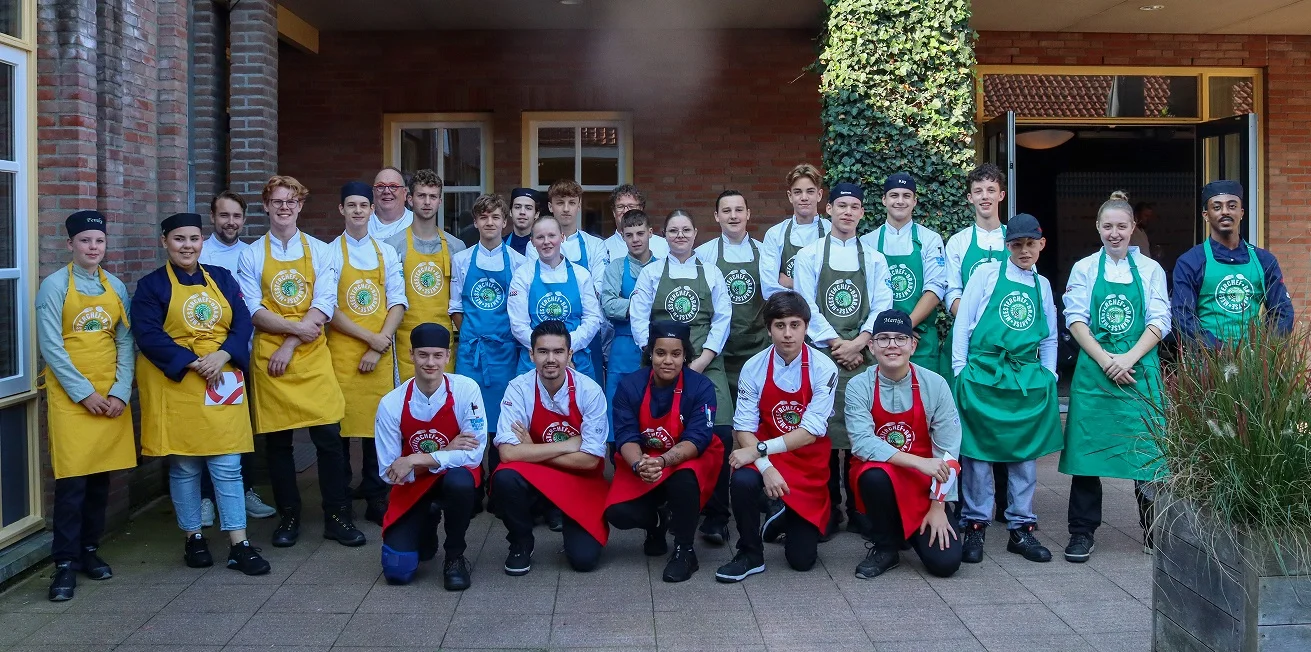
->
<box><xmin>265</xmin><ymin>424</ymin><xmax>349</xmax><ymax>515</ymax></box>
<box><xmin>729</xmin><ymin>467</ymin><xmax>820</xmax><ymax>571</ymax></box>
<box><xmin>1068</xmin><ymin>475</ymin><xmax>1155</xmax><ymax>536</ymax></box>
<box><xmin>382</xmin><ymin>467</ymin><xmax>478</xmax><ymax>559</ymax></box>
<box><xmin>827</xmin><ymin>449</ymin><xmax>858</xmax><ymax>517</ymax></box>
<box><xmin>491</xmin><ymin>468</ymin><xmax>603</xmax><ymax>572</ymax></box>
<box><xmin>604</xmin><ymin>468</ymin><xmax>701</xmax><ymax>547</ymax></box>
<box><xmin>857</xmin><ymin>467</ymin><xmax>962</xmax><ymax>578</ymax></box>
<box><xmin>200</xmin><ymin>451</ymin><xmax>257</xmax><ymax>501</ymax></box>
<box><xmin>341</xmin><ymin>437</ymin><xmax>386</xmax><ymax>500</ymax></box>
<box><xmin>52</xmin><ymin>472</ymin><xmax>111</xmax><ymax>567</ymax></box>
<box><xmin>700</xmin><ymin>425</ymin><xmax>734</xmax><ymax>522</ymax></box>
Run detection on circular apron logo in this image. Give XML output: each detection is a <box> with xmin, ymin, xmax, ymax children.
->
<box><xmin>664</xmin><ymin>286</ymin><xmax>701</xmax><ymax>324</ymax></box>
<box><xmin>538</xmin><ymin>421</ymin><xmax>580</xmax><ymax>443</ymax></box>
<box><xmin>1097</xmin><ymin>294</ymin><xmax>1135</xmax><ymax>336</ymax></box>
<box><xmin>1215</xmin><ymin>274</ymin><xmax>1256</xmax><ymax>314</ymax></box>
<box><xmin>471</xmin><ymin>277</ymin><xmax>506</xmax><ymax>311</ymax></box>
<box><xmin>888</xmin><ymin>263</ymin><xmax>917</xmax><ymax>302</ymax></box>
<box><xmin>535</xmin><ymin>291</ymin><xmax>572</xmax><ymax>322</ymax></box>
<box><xmin>72</xmin><ymin>306</ymin><xmax>111</xmax><ymax>332</ymax></box>
<box><xmin>410</xmin><ymin>261</ymin><xmax>444</xmax><ymax>298</ymax></box>
<box><xmin>824</xmin><ymin>278</ymin><xmax>862</xmax><ymax>319</ymax></box>
<box><xmin>346</xmin><ymin>279</ymin><xmax>381</xmax><ymax>316</ymax></box>
<box><xmin>643</xmin><ymin>427</ymin><xmax>676</xmax><ymax>451</ymax></box>
<box><xmin>725</xmin><ymin>269</ymin><xmax>756</xmax><ymax>305</ymax></box>
<box><xmin>967</xmin><ymin>257</ymin><xmax>994</xmax><ymax>280</ymax></box>
<box><xmin>183</xmin><ymin>291</ymin><xmax>222</xmax><ymax>331</ymax></box>
<box><xmin>784</xmin><ymin>255</ymin><xmax>799</xmax><ymax>278</ymax></box>
<box><xmin>270</xmin><ymin>269</ymin><xmax>309</xmax><ymax>308</ymax></box>
<box><xmin>876</xmin><ymin>421</ymin><xmax>915</xmax><ymax>452</ymax></box>
<box><xmin>999</xmin><ymin>290</ymin><xmax>1036</xmax><ymax>331</ymax></box>
<box><xmin>771</xmin><ymin>400</ymin><xmax>805</xmax><ymax>433</ymax></box>
<box><xmin>407</xmin><ymin>428</ymin><xmax>451</xmax><ymax>454</ymax></box>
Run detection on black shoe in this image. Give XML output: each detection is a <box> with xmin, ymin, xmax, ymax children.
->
<box><xmin>546</xmin><ymin>508</ymin><xmax>564</xmax><ymax>532</ymax></box>
<box><xmin>324</xmin><ymin>508</ymin><xmax>368</xmax><ymax>547</ymax></box>
<box><xmin>271</xmin><ymin>512</ymin><xmax>300</xmax><ymax>548</ymax></box>
<box><xmin>184</xmin><ymin>533</ymin><xmax>214</xmax><ymax>568</ymax></box>
<box><xmin>1007</xmin><ymin>524</ymin><xmax>1052</xmax><ymax>562</ymax></box>
<box><xmin>350</xmin><ymin>484</ymin><xmax>367</xmax><ymax>501</ymax></box>
<box><xmin>846</xmin><ymin>511</ymin><xmax>870</xmax><ymax>535</ymax></box>
<box><xmin>504</xmin><ymin>544</ymin><xmax>533</xmax><ymax>576</ymax></box>
<box><xmin>364</xmin><ymin>497</ymin><xmax>388</xmax><ymax>527</ymax></box>
<box><xmin>644</xmin><ymin>507</ymin><xmax>670</xmax><ymax>557</ymax></box>
<box><xmin>1064</xmin><ymin>533</ymin><xmax>1095</xmax><ymax>563</ymax></box>
<box><xmin>226</xmin><ymin>540</ymin><xmax>271</xmax><ymax>576</ymax></box>
<box><xmin>714</xmin><ymin>551</ymin><xmax>765</xmax><ymax>583</ymax></box>
<box><xmin>854</xmin><ymin>542</ymin><xmax>900</xmax><ymax>579</ymax></box>
<box><xmin>761</xmin><ymin>499</ymin><xmax>787</xmax><ymax>544</ymax></box>
<box><xmin>819</xmin><ymin>510</ymin><xmax>841</xmax><ymax>542</ymax></box>
<box><xmin>443</xmin><ymin>555</ymin><xmax>472</xmax><ymax>591</ymax></box>
<box><xmin>48</xmin><ymin>562</ymin><xmax>76</xmax><ymax>602</ymax></box>
<box><xmin>80</xmin><ymin>546</ymin><xmax>112</xmax><ymax>580</ymax></box>
<box><xmin>662</xmin><ymin>544</ymin><xmax>699</xmax><ymax>583</ymax></box>
<box><xmin>698</xmin><ymin>517</ymin><xmax>729</xmax><ymax>546</ymax></box>
<box><xmin>1143</xmin><ymin>528</ymin><xmax>1155</xmax><ymax>555</ymax></box>
<box><xmin>961</xmin><ymin>522</ymin><xmax>987</xmax><ymax>564</ymax></box>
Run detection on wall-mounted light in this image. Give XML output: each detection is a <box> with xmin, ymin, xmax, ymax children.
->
<box><xmin>1139</xmin><ymin>5</ymin><xmax>1165</xmax><ymax>10</ymax></box>
<box><xmin>560</xmin><ymin>0</ymin><xmax>583</xmax><ymax>5</ymax></box>
<box><xmin>1015</xmin><ymin>129</ymin><xmax>1075</xmax><ymax>150</ymax></box>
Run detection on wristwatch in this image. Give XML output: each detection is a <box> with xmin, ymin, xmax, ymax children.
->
<box><xmin>757</xmin><ymin>441</ymin><xmax>769</xmax><ymax>457</ymax></box>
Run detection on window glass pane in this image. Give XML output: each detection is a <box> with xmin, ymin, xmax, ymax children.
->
<box><xmin>537</xmin><ymin>127</ymin><xmax>575</xmax><ymax>185</ymax></box>
<box><xmin>580</xmin><ymin>191</ymin><xmax>612</xmax><ymax>238</ymax></box>
<box><xmin>443</xmin><ymin>191</ymin><xmax>481</xmax><ymax>247</ymax></box>
<box><xmin>1208</xmin><ymin>76</ymin><xmax>1255</xmax><ymax>118</ymax></box>
<box><xmin>0</xmin><ymin>402</ymin><xmax>29</xmax><ymax>527</ymax></box>
<box><xmin>983</xmin><ymin>74</ymin><xmax>1199</xmax><ymax>120</ymax></box>
<box><xmin>442</xmin><ymin>128</ymin><xmax>482</xmax><ymax>187</ymax></box>
<box><xmin>580</xmin><ymin>127</ymin><xmax>619</xmax><ymax>186</ymax></box>
<box><xmin>0</xmin><ymin>172</ymin><xmax>12</xmax><ymax>268</ymax></box>
<box><xmin>0</xmin><ymin>1</ymin><xmax>18</xmax><ymax>40</ymax></box>
<box><xmin>0</xmin><ymin>277</ymin><xmax>15</xmax><ymax>379</ymax></box>
<box><xmin>0</xmin><ymin>61</ymin><xmax>12</xmax><ymax>162</ymax></box>
<box><xmin>400</xmin><ymin>127</ymin><xmax>436</xmax><ymax>174</ymax></box>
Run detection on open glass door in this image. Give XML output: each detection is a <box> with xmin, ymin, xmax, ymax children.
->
<box><xmin>1195</xmin><ymin>113</ymin><xmax>1258</xmax><ymax>243</ymax></box>
<box><xmin>983</xmin><ymin>111</ymin><xmax>1017</xmax><ymax>219</ymax></box>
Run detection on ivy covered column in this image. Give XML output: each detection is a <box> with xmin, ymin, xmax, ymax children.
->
<box><xmin>819</xmin><ymin>0</ymin><xmax>977</xmax><ymax>235</ymax></box>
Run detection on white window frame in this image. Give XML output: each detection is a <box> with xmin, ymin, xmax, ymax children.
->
<box><xmin>523</xmin><ymin>111</ymin><xmax>633</xmax><ymax>192</ymax></box>
<box><xmin>383</xmin><ymin>113</ymin><xmax>493</xmax><ymax>232</ymax></box>
<box><xmin>0</xmin><ymin>41</ymin><xmax>31</xmax><ymax>401</ymax></box>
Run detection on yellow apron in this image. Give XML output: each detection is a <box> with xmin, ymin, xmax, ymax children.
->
<box><xmin>44</xmin><ymin>265</ymin><xmax>136</xmax><ymax>479</ymax></box>
<box><xmin>138</xmin><ymin>265</ymin><xmax>255</xmax><ymax>456</ymax></box>
<box><xmin>250</xmin><ymin>233</ymin><xmax>346</xmax><ymax>433</ymax></box>
<box><xmin>328</xmin><ymin>237</ymin><xmax>396</xmax><ymax>438</ymax></box>
<box><xmin>397</xmin><ymin>229</ymin><xmax>455</xmax><ymax>378</ymax></box>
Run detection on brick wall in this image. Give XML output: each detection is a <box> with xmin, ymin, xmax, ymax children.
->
<box><xmin>976</xmin><ymin>31</ymin><xmax>1311</xmax><ymax>317</ymax></box>
<box><xmin>191</xmin><ymin>0</ymin><xmax>227</xmax><ymax>206</ymax></box>
<box><xmin>276</xmin><ymin>29</ymin><xmax>822</xmax><ymax>241</ymax></box>
<box><xmin>227</xmin><ymin>0</ymin><xmax>278</xmax><ymax>231</ymax></box>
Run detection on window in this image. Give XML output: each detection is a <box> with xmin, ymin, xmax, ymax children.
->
<box><xmin>383</xmin><ymin>113</ymin><xmax>492</xmax><ymax>238</ymax></box>
<box><xmin>0</xmin><ymin>42</ymin><xmax>30</xmax><ymax>400</ymax></box>
<box><xmin>524</xmin><ymin>112</ymin><xmax>632</xmax><ymax>236</ymax></box>
<box><xmin>0</xmin><ymin>0</ymin><xmax>20</xmax><ymax>40</ymax></box>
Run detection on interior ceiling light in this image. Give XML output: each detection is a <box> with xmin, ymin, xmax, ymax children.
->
<box><xmin>1015</xmin><ymin>129</ymin><xmax>1075</xmax><ymax>150</ymax></box>
<box><xmin>1139</xmin><ymin>5</ymin><xmax>1165</xmax><ymax>10</ymax></box>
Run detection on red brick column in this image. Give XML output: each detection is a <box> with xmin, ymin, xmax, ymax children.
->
<box><xmin>227</xmin><ymin>0</ymin><xmax>278</xmax><ymax>230</ymax></box>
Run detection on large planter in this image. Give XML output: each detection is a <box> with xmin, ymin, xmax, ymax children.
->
<box><xmin>1153</xmin><ymin>499</ymin><xmax>1311</xmax><ymax>651</ymax></box>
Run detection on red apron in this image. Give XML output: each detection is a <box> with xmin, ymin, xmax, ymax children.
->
<box><xmin>849</xmin><ymin>367</ymin><xmax>933</xmax><ymax>539</ymax></box>
<box><xmin>381</xmin><ymin>378</ymin><xmax>483</xmax><ymax>534</ymax></box>
<box><xmin>751</xmin><ymin>346</ymin><xmax>832</xmax><ymax>530</ymax></box>
<box><xmin>604</xmin><ymin>371</ymin><xmax>725</xmax><ymax>510</ymax></box>
<box><xmin>495</xmin><ymin>370</ymin><xmax>610</xmax><ymax>545</ymax></box>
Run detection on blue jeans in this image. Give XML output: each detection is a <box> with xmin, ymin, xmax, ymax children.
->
<box><xmin>960</xmin><ymin>457</ymin><xmax>1037</xmax><ymax>529</ymax></box>
<box><xmin>170</xmin><ymin>454</ymin><xmax>246</xmax><ymax>532</ymax></box>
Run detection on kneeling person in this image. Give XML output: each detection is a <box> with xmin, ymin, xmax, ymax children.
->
<box><xmin>605</xmin><ymin>321</ymin><xmax>723</xmax><ymax>583</ymax></box>
<box><xmin>846</xmin><ymin>310</ymin><xmax>962</xmax><ymax>580</ymax></box>
<box><xmin>493</xmin><ymin>320</ymin><xmax>610</xmax><ymax>574</ymax></box>
<box><xmin>374</xmin><ymin>323</ymin><xmax>484</xmax><ymax>590</ymax></box>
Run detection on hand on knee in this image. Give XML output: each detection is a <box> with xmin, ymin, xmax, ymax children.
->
<box><xmin>381</xmin><ymin>544</ymin><xmax>418</xmax><ymax>585</ymax></box>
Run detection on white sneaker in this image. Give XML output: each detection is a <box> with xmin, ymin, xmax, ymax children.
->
<box><xmin>200</xmin><ymin>498</ymin><xmax>216</xmax><ymax>528</ymax></box>
<box><xmin>244</xmin><ymin>489</ymin><xmax>277</xmax><ymax>519</ymax></box>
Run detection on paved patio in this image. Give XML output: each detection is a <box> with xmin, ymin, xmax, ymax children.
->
<box><xmin>0</xmin><ymin>452</ymin><xmax>1153</xmax><ymax>652</ymax></box>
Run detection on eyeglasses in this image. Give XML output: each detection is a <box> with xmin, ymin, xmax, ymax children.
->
<box><xmin>373</xmin><ymin>184</ymin><xmax>405</xmax><ymax>194</ymax></box>
<box><xmin>873</xmin><ymin>334</ymin><xmax>912</xmax><ymax>347</ymax></box>
<box><xmin>268</xmin><ymin>199</ymin><xmax>301</xmax><ymax>209</ymax></box>
<box><xmin>614</xmin><ymin>203</ymin><xmax>642</xmax><ymax>212</ymax></box>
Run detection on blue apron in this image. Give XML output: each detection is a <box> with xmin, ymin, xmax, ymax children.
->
<box><xmin>517</xmin><ymin>259</ymin><xmax>598</xmax><ymax>382</ymax></box>
<box><xmin>454</xmin><ymin>245</ymin><xmax>517</xmax><ymax>430</ymax></box>
<box><xmin>604</xmin><ymin>256</ymin><xmax>645</xmax><ymax>441</ymax></box>
<box><xmin>567</xmin><ymin>233</ymin><xmax>610</xmax><ymax>393</ymax></box>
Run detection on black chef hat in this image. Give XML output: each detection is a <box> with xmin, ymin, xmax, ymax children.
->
<box><xmin>1201</xmin><ymin>180</ymin><xmax>1244</xmax><ymax>205</ymax></box>
<box><xmin>872</xmin><ymin>309</ymin><xmax>915</xmax><ymax>337</ymax></box>
<box><xmin>341</xmin><ymin>181</ymin><xmax>374</xmax><ymax>204</ymax></box>
<box><xmin>66</xmin><ymin>210</ymin><xmax>107</xmax><ymax>238</ymax></box>
<box><xmin>410</xmin><ymin>322</ymin><xmax>451</xmax><ymax>350</ymax></box>
<box><xmin>161</xmin><ymin>212</ymin><xmax>204</xmax><ymax>235</ymax></box>
<box><xmin>883</xmin><ymin>172</ymin><xmax>917</xmax><ymax>194</ymax></box>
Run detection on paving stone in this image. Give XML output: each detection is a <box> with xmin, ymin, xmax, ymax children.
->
<box><xmin>159</xmin><ymin>582</ymin><xmax>278</xmax><ymax>615</ymax></box>
<box><xmin>21</xmin><ymin>612</ymin><xmax>153</xmax><ymax>646</ymax></box>
<box><xmin>655</xmin><ymin>609</ymin><xmax>763</xmax><ymax>647</ymax></box>
<box><xmin>332</xmin><ymin>613</ymin><xmax>450</xmax><ymax>647</ymax></box>
<box><xmin>64</xmin><ymin>581</ymin><xmax>187</xmax><ymax>613</ymax></box>
<box><xmin>261</xmin><ymin>582</ymin><xmax>370</xmax><ymax>613</ymax></box>
<box><xmin>228</xmin><ymin>612</ymin><xmax>351</xmax><ymax>647</ymax></box>
<box><xmin>954</xmin><ymin>603</ymin><xmax>1078</xmax><ymax>639</ymax></box>
<box><xmin>976</xmin><ymin>634</ymin><xmax>1099</xmax><ymax>652</ymax></box>
<box><xmin>550</xmin><ymin>610</ymin><xmax>656</xmax><ymax>647</ymax></box>
<box><xmin>0</xmin><ymin>612</ymin><xmax>60</xmax><ymax>646</ymax></box>
<box><xmin>441</xmin><ymin>612</ymin><xmax>551</xmax><ymax>648</ymax></box>
<box><xmin>1046</xmin><ymin>597</ymin><xmax>1153</xmax><ymax>634</ymax></box>
<box><xmin>123</xmin><ymin>611</ymin><xmax>251</xmax><ymax>646</ymax></box>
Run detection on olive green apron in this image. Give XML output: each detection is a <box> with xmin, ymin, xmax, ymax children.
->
<box><xmin>955</xmin><ymin>266</ymin><xmax>1062</xmax><ymax>462</ymax></box>
<box><xmin>780</xmin><ymin>218</ymin><xmax>828</xmax><ymax>281</ymax></box>
<box><xmin>1196</xmin><ymin>240</ymin><xmax>1266</xmax><ymax>345</ymax></box>
<box><xmin>876</xmin><ymin>223</ymin><xmax>947</xmax><ymax>379</ymax></box>
<box><xmin>815</xmin><ymin>236</ymin><xmax>873</xmax><ymax>450</ymax></box>
<box><xmin>944</xmin><ymin>224</ymin><xmax>1006</xmax><ymax>377</ymax></box>
<box><xmin>716</xmin><ymin>238</ymin><xmax>769</xmax><ymax>402</ymax></box>
<box><xmin>652</xmin><ymin>257</ymin><xmax>733</xmax><ymax>426</ymax></box>
<box><xmin>1060</xmin><ymin>252</ymin><xmax>1164</xmax><ymax>480</ymax></box>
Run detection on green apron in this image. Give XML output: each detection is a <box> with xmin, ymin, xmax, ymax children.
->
<box><xmin>780</xmin><ymin>218</ymin><xmax>828</xmax><ymax>281</ymax></box>
<box><xmin>876</xmin><ymin>223</ymin><xmax>946</xmax><ymax>378</ymax></box>
<box><xmin>652</xmin><ymin>257</ymin><xmax>733</xmax><ymax>426</ymax></box>
<box><xmin>1196</xmin><ymin>240</ymin><xmax>1266</xmax><ymax>345</ymax></box>
<box><xmin>955</xmin><ymin>265</ymin><xmax>1062</xmax><ymax>462</ymax></box>
<box><xmin>1060</xmin><ymin>252</ymin><xmax>1164</xmax><ymax>480</ymax></box>
<box><xmin>716</xmin><ymin>238</ymin><xmax>769</xmax><ymax>402</ymax></box>
<box><xmin>815</xmin><ymin>236</ymin><xmax>873</xmax><ymax>450</ymax></box>
<box><xmin>945</xmin><ymin>224</ymin><xmax>1006</xmax><ymax>376</ymax></box>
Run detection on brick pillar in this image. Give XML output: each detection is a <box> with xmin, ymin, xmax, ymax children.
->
<box><xmin>228</xmin><ymin>0</ymin><xmax>278</xmax><ymax>231</ymax></box>
<box><xmin>191</xmin><ymin>0</ymin><xmax>226</xmax><ymax>207</ymax></box>
<box><xmin>155</xmin><ymin>0</ymin><xmax>189</xmax><ymax>216</ymax></box>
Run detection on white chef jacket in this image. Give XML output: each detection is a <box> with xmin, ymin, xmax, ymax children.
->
<box><xmin>952</xmin><ymin>259</ymin><xmax>1058</xmax><ymax>377</ymax></box>
<box><xmin>793</xmin><ymin>235</ymin><xmax>894</xmax><ymax>346</ymax></box>
<box><xmin>605</xmin><ymin>231</ymin><xmax>669</xmax><ymax>264</ymax></box>
<box><xmin>198</xmin><ymin>234</ymin><xmax>249</xmax><ymax>274</ymax></box>
<box><xmin>732</xmin><ymin>344</ymin><xmax>839</xmax><ymax>436</ymax></box>
<box><xmin>448</xmin><ymin>241</ymin><xmax>528</xmax><ymax>314</ymax></box>
<box><xmin>328</xmin><ymin>232</ymin><xmax>409</xmax><ymax>311</ymax></box>
<box><xmin>629</xmin><ymin>254</ymin><xmax>731</xmax><ymax>353</ymax></box>
<box><xmin>760</xmin><ymin>216</ymin><xmax>832</xmax><ymax>299</ymax></box>
<box><xmin>693</xmin><ymin>234</ymin><xmax>764</xmax><ymax>266</ymax></box>
<box><xmin>1062</xmin><ymin>248</ymin><xmax>1171</xmax><ymax>338</ymax></box>
<box><xmin>945</xmin><ymin>223</ymin><xmax>1007</xmax><ymax>310</ymax></box>
<box><xmin>525</xmin><ymin>229</ymin><xmax>609</xmax><ymax>276</ymax></box>
<box><xmin>368</xmin><ymin>209</ymin><xmax>413</xmax><ymax>243</ymax></box>
<box><xmin>494</xmin><ymin>369</ymin><xmax>608</xmax><ymax>458</ymax></box>
<box><xmin>859</xmin><ymin>221</ymin><xmax>948</xmax><ymax>301</ymax></box>
<box><xmin>507</xmin><ymin>258</ymin><xmax>603</xmax><ymax>352</ymax></box>
<box><xmin>373</xmin><ymin>374</ymin><xmax>487</xmax><ymax>484</ymax></box>
<box><xmin>237</xmin><ymin>230</ymin><xmax>339</xmax><ymax>319</ymax></box>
